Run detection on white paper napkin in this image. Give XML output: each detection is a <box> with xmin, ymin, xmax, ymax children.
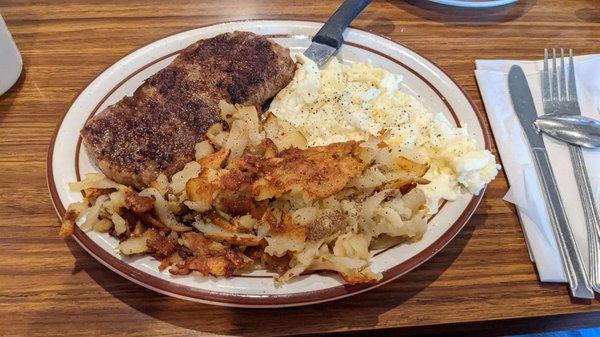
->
<box><xmin>475</xmin><ymin>55</ymin><xmax>600</xmax><ymax>283</ymax></box>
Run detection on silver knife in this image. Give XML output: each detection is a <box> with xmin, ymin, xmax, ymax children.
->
<box><xmin>508</xmin><ymin>65</ymin><xmax>594</xmax><ymax>299</ymax></box>
<box><xmin>304</xmin><ymin>0</ymin><xmax>371</xmax><ymax>66</ymax></box>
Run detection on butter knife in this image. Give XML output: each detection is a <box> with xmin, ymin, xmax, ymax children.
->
<box><xmin>304</xmin><ymin>0</ymin><xmax>371</xmax><ymax>66</ymax></box>
<box><xmin>508</xmin><ymin>65</ymin><xmax>594</xmax><ymax>299</ymax></box>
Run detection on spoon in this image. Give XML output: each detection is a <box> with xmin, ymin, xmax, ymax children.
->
<box><xmin>534</xmin><ymin>114</ymin><xmax>600</xmax><ymax>148</ymax></box>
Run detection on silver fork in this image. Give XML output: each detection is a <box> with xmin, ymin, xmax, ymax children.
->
<box><xmin>543</xmin><ymin>48</ymin><xmax>600</xmax><ymax>293</ymax></box>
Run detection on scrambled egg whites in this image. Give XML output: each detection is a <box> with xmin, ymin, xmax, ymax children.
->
<box><xmin>269</xmin><ymin>54</ymin><xmax>499</xmax><ymax>212</ymax></box>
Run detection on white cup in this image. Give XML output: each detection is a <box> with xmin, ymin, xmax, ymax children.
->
<box><xmin>0</xmin><ymin>14</ymin><xmax>23</xmax><ymax>96</ymax></box>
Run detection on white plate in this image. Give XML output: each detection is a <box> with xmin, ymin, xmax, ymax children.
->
<box><xmin>47</xmin><ymin>20</ymin><xmax>491</xmax><ymax>308</ymax></box>
<box><xmin>429</xmin><ymin>0</ymin><xmax>517</xmax><ymax>8</ymax></box>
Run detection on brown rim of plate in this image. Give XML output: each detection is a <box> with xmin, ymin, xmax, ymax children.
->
<box><xmin>46</xmin><ymin>20</ymin><xmax>492</xmax><ymax>307</ymax></box>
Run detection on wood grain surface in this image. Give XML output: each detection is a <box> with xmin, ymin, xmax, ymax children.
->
<box><xmin>1</xmin><ymin>0</ymin><xmax>599</xmax><ymax>336</ymax></box>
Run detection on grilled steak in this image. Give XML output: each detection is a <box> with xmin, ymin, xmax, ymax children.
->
<box><xmin>81</xmin><ymin>31</ymin><xmax>295</xmax><ymax>189</ymax></box>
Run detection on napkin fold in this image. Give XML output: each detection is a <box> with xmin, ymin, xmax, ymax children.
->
<box><xmin>475</xmin><ymin>55</ymin><xmax>600</xmax><ymax>283</ymax></box>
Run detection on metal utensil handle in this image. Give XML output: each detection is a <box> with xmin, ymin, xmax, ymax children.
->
<box><xmin>532</xmin><ymin>148</ymin><xmax>594</xmax><ymax>298</ymax></box>
<box><xmin>312</xmin><ymin>0</ymin><xmax>371</xmax><ymax>48</ymax></box>
<box><xmin>568</xmin><ymin>143</ymin><xmax>600</xmax><ymax>292</ymax></box>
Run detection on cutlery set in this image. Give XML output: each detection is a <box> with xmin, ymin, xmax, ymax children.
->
<box><xmin>509</xmin><ymin>49</ymin><xmax>600</xmax><ymax>299</ymax></box>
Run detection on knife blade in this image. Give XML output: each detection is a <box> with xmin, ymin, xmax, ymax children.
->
<box><xmin>303</xmin><ymin>0</ymin><xmax>371</xmax><ymax>66</ymax></box>
<box><xmin>508</xmin><ymin>65</ymin><xmax>594</xmax><ymax>299</ymax></box>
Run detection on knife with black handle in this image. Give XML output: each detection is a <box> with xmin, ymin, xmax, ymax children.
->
<box><xmin>304</xmin><ymin>0</ymin><xmax>371</xmax><ymax>66</ymax></box>
<box><xmin>508</xmin><ymin>65</ymin><xmax>594</xmax><ymax>299</ymax></box>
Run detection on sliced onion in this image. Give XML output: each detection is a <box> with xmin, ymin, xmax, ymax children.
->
<box><xmin>139</xmin><ymin>188</ymin><xmax>192</xmax><ymax>232</ymax></box>
<box><xmin>360</xmin><ymin>189</ymin><xmax>391</xmax><ymax>220</ymax></box>
<box><xmin>218</xmin><ymin>100</ymin><xmax>237</xmax><ymax>123</ymax></box>
<box><xmin>151</xmin><ymin>173</ymin><xmax>170</xmax><ymax>196</ymax></box>
<box><xmin>402</xmin><ymin>188</ymin><xmax>426</xmax><ymax>213</ymax></box>
<box><xmin>80</xmin><ymin>195</ymin><xmax>109</xmax><ymax>231</ymax></box>
<box><xmin>112</xmin><ymin>213</ymin><xmax>128</xmax><ymax>235</ymax></box>
<box><xmin>194</xmin><ymin>140</ymin><xmax>214</xmax><ymax>160</ymax></box>
<box><xmin>170</xmin><ymin>161</ymin><xmax>201</xmax><ymax>195</ymax></box>
<box><xmin>224</xmin><ymin>119</ymin><xmax>249</xmax><ymax>159</ymax></box>
<box><xmin>192</xmin><ymin>220</ymin><xmax>259</xmax><ymax>246</ymax></box>
<box><xmin>236</xmin><ymin>105</ymin><xmax>262</xmax><ymax>147</ymax></box>
<box><xmin>69</xmin><ymin>173</ymin><xmax>121</xmax><ymax>191</ymax></box>
<box><xmin>92</xmin><ymin>218</ymin><xmax>113</xmax><ymax>233</ymax></box>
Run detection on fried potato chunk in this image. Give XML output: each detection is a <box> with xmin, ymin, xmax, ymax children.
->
<box><xmin>118</xmin><ymin>229</ymin><xmax>158</xmax><ymax>256</ymax></box>
<box><xmin>198</xmin><ymin>148</ymin><xmax>230</xmax><ymax>169</ymax></box>
<box><xmin>186</xmin><ymin>148</ymin><xmax>231</xmax><ymax>212</ymax></box>
<box><xmin>186</xmin><ymin>169</ymin><xmax>222</xmax><ymax>212</ymax></box>
<box><xmin>59</xmin><ymin>203</ymin><xmax>86</xmax><ymax>237</ymax></box>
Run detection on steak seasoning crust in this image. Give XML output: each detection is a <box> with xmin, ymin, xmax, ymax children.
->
<box><xmin>81</xmin><ymin>31</ymin><xmax>296</xmax><ymax>189</ymax></box>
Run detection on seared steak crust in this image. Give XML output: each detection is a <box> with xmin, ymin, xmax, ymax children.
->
<box><xmin>81</xmin><ymin>31</ymin><xmax>295</xmax><ymax>189</ymax></box>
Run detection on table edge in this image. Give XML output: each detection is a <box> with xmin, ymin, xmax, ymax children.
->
<box><xmin>303</xmin><ymin>311</ymin><xmax>600</xmax><ymax>336</ymax></box>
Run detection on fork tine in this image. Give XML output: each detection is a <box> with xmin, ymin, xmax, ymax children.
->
<box><xmin>551</xmin><ymin>48</ymin><xmax>559</xmax><ymax>100</ymax></box>
<box><xmin>542</xmin><ymin>48</ymin><xmax>551</xmax><ymax>101</ymax></box>
<box><xmin>559</xmin><ymin>48</ymin><xmax>567</xmax><ymax>101</ymax></box>
<box><xmin>568</xmin><ymin>49</ymin><xmax>578</xmax><ymax>101</ymax></box>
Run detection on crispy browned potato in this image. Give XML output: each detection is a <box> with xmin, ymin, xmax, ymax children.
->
<box><xmin>145</xmin><ymin>228</ymin><xmax>177</xmax><ymax>258</ymax></box>
<box><xmin>198</xmin><ymin>148</ymin><xmax>230</xmax><ymax>169</ymax></box>
<box><xmin>252</xmin><ymin>249</ymin><xmax>291</xmax><ymax>274</ymax></box>
<box><xmin>124</xmin><ymin>190</ymin><xmax>154</xmax><ymax>213</ymax></box>
<box><xmin>263</xmin><ymin>208</ymin><xmax>307</xmax><ymax>241</ymax></box>
<box><xmin>59</xmin><ymin>203</ymin><xmax>86</xmax><ymax>237</ymax></box>
<box><xmin>261</xmin><ymin>138</ymin><xmax>279</xmax><ymax>158</ymax></box>
<box><xmin>341</xmin><ymin>270</ymin><xmax>380</xmax><ymax>285</ymax></box>
<box><xmin>138</xmin><ymin>212</ymin><xmax>169</xmax><ymax>231</ymax></box>
<box><xmin>186</xmin><ymin>170</ymin><xmax>221</xmax><ymax>212</ymax></box>
<box><xmin>159</xmin><ymin>252</ymin><xmax>184</xmax><ymax>271</ymax></box>
<box><xmin>171</xmin><ymin>232</ymin><xmax>248</xmax><ymax>277</ymax></box>
<box><xmin>206</xmin><ymin>214</ymin><xmax>240</xmax><ymax>233</ymax></box>
<box><xmin>252</xmin><ymin>141</ymin><xmax>364</xmax><ymax>201</ymax></box>
<box><xmin>59</xmin><ymin>217</ymin><xmax>75</xmax><ymax>238</ymax></box>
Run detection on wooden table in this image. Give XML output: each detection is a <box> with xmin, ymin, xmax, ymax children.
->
<box><xmin>1</xmin><ymin>0</ymin><xmax>599</xmax><ymax>335</ymax></box>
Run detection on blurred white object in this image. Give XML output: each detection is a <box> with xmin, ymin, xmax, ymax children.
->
<box><xmin>0</xmin><ymin>14</ymin><xmax>22</xmax><ymax>96</ymax></box>
<box><xmin>429</xmin><ymin>0</ymin><xmax>517</xmax><ymax>8</ymax></box>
